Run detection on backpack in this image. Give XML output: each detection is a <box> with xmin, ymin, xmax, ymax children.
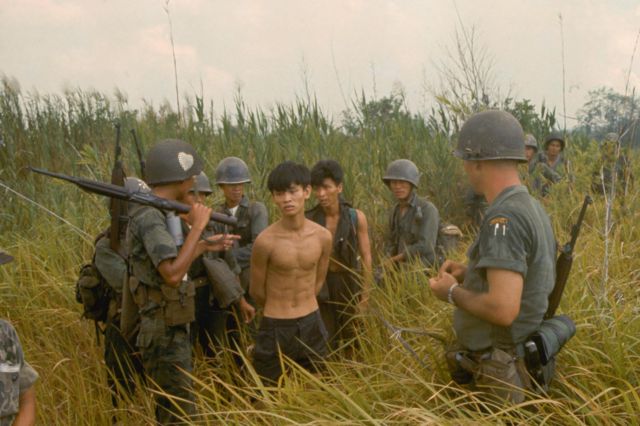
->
<box><xmin>75</xmin><ymin>232</ymin><xmax>112</xmax><ymax>324</ymax></box>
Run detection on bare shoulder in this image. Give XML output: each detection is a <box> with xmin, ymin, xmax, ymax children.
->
<box><xmin>305</xmin><ymin>219</ymin><xmax>332</xmax><ymax>239</ymax></box>
<box><xmin>355</xmin><ymin>209</ymin><xmax>368</xmax><ymax>225</ymax></box>
<box><xmin>254</xmin><ymin>223</ymin><xmax>277</xmax><ymax>251</ymax></box>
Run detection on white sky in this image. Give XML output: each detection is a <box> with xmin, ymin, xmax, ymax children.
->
<box><xmin>1</xmin><ymin>0</ymin><xmax>639</xmax><ymax>125</ymax></box>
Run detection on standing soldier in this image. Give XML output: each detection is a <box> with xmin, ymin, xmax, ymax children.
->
<box><xmin>429</xmin><ymin>110</ymin><xmax>556</xmax><ymax>403</ymax></box>
<box><xmin>127</xmin><ymin>139</ymin><xmax>239</xmax><ymax>423</ymax></box>
<box><xmin>93</xmin><ymin>177</ymin><xmax>149</xmax><ymax>408</ymax></box>
<box><xmin>306</xmin><ymin>160</ymin><xmax>372</xmax><ymax>351</ymax></box>
<box><xmin>532</xmin><ymin>133</ymin><xmax>567</xmax><ymax>195</ymax></box>
<box><xmin>382</xmin><ymin>159</ymin><xmax>440</xmax><ymax>269</ymax></box>
<box><xmin>524</xmin><ymin>134</ymin><xmax>539</xmax><ymax>173</ymax></box>
<box><xmin>214</xmin><ymin>157</ymin><xmax>269</xmax><ymax>295</ymax></box>
<box><xmin>1</xmin><ymin>251</ymin><xmax>38</xmax><ymax>426</ymax></box>
<box><xmin>591</xmin><ymin>132</ymin><xmax>633</xmax><ymax>197</ymax></box>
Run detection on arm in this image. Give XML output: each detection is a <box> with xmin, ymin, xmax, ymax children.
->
<box><xmin>13</xmin><ymin>387</ymin><xmax>36</xmax><ymax>426</ymax></box>
<box><xmin>355</xmin><ymin>210</ymin><xmax>372</xmax><ymax>306</ymax></box>
<box><xmin>315</xmin><ymin>230</ymin><xmax>332</xmax><ymax>295</ymax></box>
<box><xmin>249</xmin><ymin>234</ymin><xmax>269</xmax><ymax>307</ymax></box>
<box><xmin>429</xmin><ymin>268</ymin><xmax>523</xmax><ymax>327</ymax></box>
<box><xmin>402</xmin><ymin>202</ymin><xmax>439</xmax><ymax>266</ymax></box>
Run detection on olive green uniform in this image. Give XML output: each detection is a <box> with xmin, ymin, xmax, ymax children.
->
<box><xmin>453</xmin><ymin>185</ymin><xmax>556</xmax><ymax>401</ymax></box>
<box><xmin>384</xmin><ymin>192</ymin><xmax>440</xmax><ymax>267</ymax></box>
<box><xmin>127</xmin><ymin>205</ymin><xmax>195</xmax><ymax>424</ymax></box>
<box><xmin>94</xmin><ymin>235</ymin><xmax>143</xmax><ymax>406</ymax></box>
<box><xmin>531</xmin><ymin>153</ymin><xmax>567</xmax><ymax>196</ymax></box>
<box><xmin>0</xmin><ymin>319</ymin><xmax>38</xmax><ymax>426</ymax></box>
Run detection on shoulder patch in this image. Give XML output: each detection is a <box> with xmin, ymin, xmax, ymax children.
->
<box><xmin>488</xmin><ymin>216</ymin><xmax>509</xmax><ymax>237</ymax></box>
<box><xmin>489</xmin><ymin>217</ymin><xmax>509</xmax><ymax>226</ymax></box>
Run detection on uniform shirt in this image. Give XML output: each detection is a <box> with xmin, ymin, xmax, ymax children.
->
<box><xmin>384</xmin><ymin>192</ymin><xmax>440</xmax><ymax>267</ymax></box>
<box><xmin>94</xmin><ymin>235</ymin><xmax>127</xmax><ymax>294</ymax></box>
<box><xmin>215</xmin><ymin>195</ymin><xmax>268</xmax><ymax>270</ymax></box>
<box><xmin>0</xmin><ymin>320</ymin><xmax>38</xmax><ymax>426</ymax></box>
<box><xmin>453</xmin><ymin>185</ymin><xmax>556</xmax><ymax>351</ymax></box>
<box><xmin>127</xmin><ymin>205</ymin><xmax>178</xmax><ymax>289</ymax></box>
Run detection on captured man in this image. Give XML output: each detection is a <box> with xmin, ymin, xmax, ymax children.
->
<box><xmin>250</xmin><ymin>161</ymin><xmax>332</xmax><ymax>385</ymax></box>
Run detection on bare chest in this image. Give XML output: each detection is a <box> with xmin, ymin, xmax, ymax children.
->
<box><xmin>270</xmin><ymin>236</ymin><xmax>322</xmax><ymax>272</ymax></box>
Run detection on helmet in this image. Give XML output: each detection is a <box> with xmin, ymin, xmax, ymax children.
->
<box><xmin>0</xmin><ymin>251</ymin><xmax>14</xmax><ymax>266</ymax></box>
<box><xmin>382</xmin><ymin>159</ymin><xmax>420</xmax><ymax>187</ymax></box>
<box><xmin>544</xmin><ymin>133</ymin><xmax>565</xmax><ymax>151</ymax></box>
<box><xmin>145</xmin><ymin>139</ymin><xmax>204</xmax><ymax>185</ymax></box>
<box><xmin>603</xmin><ymin>132</ymin><xmax>619</xmax><ymax>143</ymax></box>
<box><xmin>455</xmin><ymin>110</ymin><xmax>526</xmax><ymax>162</ymax></box>
<box><xmin>524</xmin><ymin>134</ymin><xmax>538</xmax><ymax>151</ymax></box>
<box><xmin>215</xmin><ymin>157</ymin><xmax>251</xmax><ymax>185</ymax></box>
<box><xmin>190</xmin><ymin>171</ymin><xmax>213</xmax><ymax>194</ymax></box>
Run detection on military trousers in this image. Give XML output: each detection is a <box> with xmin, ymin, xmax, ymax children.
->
<box><xmin>104</xmin><ymin>317</ymin><xmax>144</xmax><ymax>407</ymax></box>
<box><xmin>137</xmin><ymin>315</ymin><xmax>194</xmax><ymax>424</ymax></box>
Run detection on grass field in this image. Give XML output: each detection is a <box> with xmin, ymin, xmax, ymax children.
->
<box><xmin>1</xmin><ymin>79</ymin><xmax>639</xmax><ymax>424</ymax></box>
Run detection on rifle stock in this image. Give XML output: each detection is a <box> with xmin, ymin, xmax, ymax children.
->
<box><xmin>30</xmin><ymin>167</ymin><xmax>237</xmax><ymax>227</ymax></box>
<box><xmin>544</xmin><ymin>195</ymin><xmax>592</xmax><ymax>319</ymax></box>
<box><xmin>130</xmin><ymin>129</ymin><xmax>146</xmax><ymax>180</ymax></box>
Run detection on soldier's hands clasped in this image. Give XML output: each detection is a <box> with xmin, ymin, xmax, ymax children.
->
<box><xmin>438</xmin><ymin>260</ymin><xmax>466</xmax><ymax>283</ymax></box>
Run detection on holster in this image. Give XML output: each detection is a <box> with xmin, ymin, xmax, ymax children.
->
<box><xmin>202</xmin><ymin>257</ymin><xmax>243</xmax><ymax>308</ymax></box>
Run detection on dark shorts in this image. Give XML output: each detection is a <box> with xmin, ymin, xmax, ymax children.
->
<box><xmin>253</xmin><ymin>310</ymin><xmax>328</xmax><ymax>384</ymax></box>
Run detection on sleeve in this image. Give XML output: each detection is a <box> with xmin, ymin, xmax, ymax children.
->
<box><xmin>18</xmin><ymin>361</ymin><xmax>38</xmax><ymax>394</ymax></box>
<box><xmin>475</xmin><ymin>213</ymin><xmax>528</xmax><ymax>276</ymax></box>
<box><xmin>233</xmin><ymin>202</ymin><xmax>269</xmax><ymax>268</ymax></box>
<box><xmin>136</xmin><ymin>209</ymin><xmax>178</xmax><ymax>267</ymax></box>
<box><xmin>94</xmin><ymin>238</ymin><xmax>128</xmax><ymax>293</ymax></box>
<box><xmin>402</xmin><ymin>202</ymin><xmax>439</xmax><ymax>266</ymax></box>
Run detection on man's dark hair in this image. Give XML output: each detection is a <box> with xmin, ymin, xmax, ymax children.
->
<box><xmin>267</xmin><ymin>161</ymin><xmax>311</xmax><ymax>192</ymax></box>
<box><xmin>310</xmin><ymin>159</ymin><xmax>344</xmax><ymax>187</ymax></box>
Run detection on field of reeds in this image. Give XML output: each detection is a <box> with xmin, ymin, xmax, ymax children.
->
<box><xmin>1</xmin><ymin>77</ymin><xmax>639</xmax><ymax>425</ymax></box>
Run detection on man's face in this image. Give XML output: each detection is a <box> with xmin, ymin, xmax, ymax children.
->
<box><xmin>313</xmin><ymin>178</ymin><xmax>342</xmax><ymax>209</ymax></box>
<box><xmin>272</xmin><ymin>184</ymin><xmax>311</xmax><ymax>217</ymax></box>
<box><xmin>463</xmin><ymin>160</ymin><xmax>482</xmax><ymax>192</ymax></box>
<box><xmin>184</xmin><ymin>191</ymin><xmax>210</xmax><ymax>206</ymax></box>
<box><xmin>547</xmin><ymin>140</ymin><xmax>562</xmax><ymax>157</ymax></box>
<box><xmin>525</xmin><ymin>147</ymin><xmax>537</xmax><ymax>162</ymax></box>
<box><xmin>220</xmin><ymin>183</ymin><xmax>244</xmax><ymax>207</ymax></box>
<box><xmin>388</xmin><ymin>180</ymin><xmax>413</xmax><ymax>202</ymax></box>
<box><xmin>176</xmin><ymin>176</ymin><xmax>197</xmax><ymax>203</ymax></box>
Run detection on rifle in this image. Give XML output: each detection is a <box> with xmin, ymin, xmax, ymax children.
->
<box><xmin>30</xmin><ymin>168</ymin><xmax>237</xmax><ymax>227</ymax></box>
<box><xmin>130</xmin><ymin>129</ymin><xmax>146</xmax><ymax>180</ymax></box>
<box><xmin>545</xmin><ymin>195</ymin><xmax>592</xmax><ymax>319</ymax></box>
<box><xmin>109</xmin><ymin>123</ymin><xmax>127</xmax><ymax>253</ymax></box>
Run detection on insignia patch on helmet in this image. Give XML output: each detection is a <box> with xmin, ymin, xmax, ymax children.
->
<box><xmin>178</xmin><ymin>152</ymin><xmax>194</xmax><ymax>171</ymax></box>
<box><xmin>489</xmin><ymin>217</ymin><xmax>508</xmax><ymax>236</ymax></box>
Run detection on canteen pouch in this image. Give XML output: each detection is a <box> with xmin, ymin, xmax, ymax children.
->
<box><xmin>203</xmin><ymin>257</ymin><xmax>243</xmax><ymax>308</ymax></box>
<box><xmin>531</xmin><ymin>315</ymin><xmax>576</xmax><ymax>365</ymax></box>
<box><xmin>160</xmin><ymin>280</ymin><xmax>195</xmax><ymax>326</ymax></box>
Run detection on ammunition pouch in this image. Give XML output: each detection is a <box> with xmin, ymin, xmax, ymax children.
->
<box><xmin>202</xmin><ymin>257</ymin><xmax>243</xmax><ymax>308</ymax></box>
<box><xmin>130</xmin><ymin>277</ymin><xmax>195</xmax><ymax>326</ymax></box>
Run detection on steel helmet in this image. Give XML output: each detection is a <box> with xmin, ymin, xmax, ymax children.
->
<box><xmin>382</xmin><ymin>159</ymin><xmax>420</xmax><ymax>187</ymax></box>
<box><xmin>544</xmin><ymin>133</ymin><xmax>566</xmax><ymax>151</ymax></box>
<box><xmin>524</xmin><ymin>134</ymin><xmax>538</xmax><ymax>151</ymax></box>
<box><xmin>145</xmin><ymin>139</ymin><xmax>204</xmax><ymax>185</ymax></box>
<box><xmin>215</xmin><ymin>157</ymin><xmax>251</xmax><ymax>185</ymax></box>
<box><xmin>190</xmin><ymin>171</ymin><xmax>213</xmax><ymax>194</ymax></box>
<box><xmin>455</xmin><ymin>110</ymin><xmax>526</xmax><ymax>162</ymax></box>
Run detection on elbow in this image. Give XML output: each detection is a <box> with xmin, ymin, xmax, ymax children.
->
<box><xmin>163</xmin><ymin>273</ymin><xmax>183</xmax><ymax>288</ymax></box>
<box><xmin>492</xmin><ymin>305</ymin><xmax>520</xmax><ymax>327</ymax></box>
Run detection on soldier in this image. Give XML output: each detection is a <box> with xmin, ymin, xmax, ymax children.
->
<box><xmin>382</xmin><ymin>159</ymin><xmax>440</xmax><ymax>269</ymax></box>
<box><xmin>1</xmin><ymin>251</ymin><xmax>38</xmax><ymax>426</ymax></box>
<box><xmin>250</xmin><ymin>161</ymin><xmax>332</xmax><ymax>385</ymax></box>
<box><xmin>524</xmin><ymin>134</ymin><xmax>539</xmax><ymax>173</ymax></box>
<box><xmin>127</xmin><ymin>139</ymin><xmax>239</xmax><ymax>423</ymax></box>
<box><xmin>429</xmin><ymin>110</ymin><xmax>556</xmax><ymax>403</ymax></box>
<box><xmin>591</xmin><ymin>132</ymin><xmax>632</xmax><ymax>197</ymax></box>
<box><xmin>214</xmin><ymin>157</ymin><xmax>269</xmax><ymax>295</ymax></box>
<box><xmin>184</xmin><ymin>171</ymin><xmax>255</xmax><ymax>358</ymax></box>
<box><xmin>306</xmin><ymin>159</ymin><xmax>372</xmax><ymax>351</ymax></box>
<box><xmin>94</xmin><ymin>177</ymin><xmax>148</xmax><ymax>408</ymax></box>
<box><xmin>532</xmin><ymin>133</ymin><xmax>567</xmax><ymax>195</ymax></box>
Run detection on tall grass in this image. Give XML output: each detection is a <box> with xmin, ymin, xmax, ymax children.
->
<box><xmin>1</xmin><ymin>79</ymin><xmax>639</xmax><ymax>424</ymax></box>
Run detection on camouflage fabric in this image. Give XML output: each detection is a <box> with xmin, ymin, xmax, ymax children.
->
<box><xmin>0</xmin><ymin>319</ymin><xmax>38</xmax><ymax>425</ymax></box>
<box><xmin>127</xmin><ymin>205</ymin><xmax>195</xmax><ymax>423</ymax></box>
<box><xmin>531</xmin><ymin>152</ymin><xmax>567</xmax><ymax>195</ymax></box>
<box><xmin>454</xmin><ymin>185</ymin><xmax>556</xmax><ymax>351</ymax></box>
<box><xmin>384</xmin><ymin>191</ymin><xmax>440</xmax><ymax>267</ymax></box>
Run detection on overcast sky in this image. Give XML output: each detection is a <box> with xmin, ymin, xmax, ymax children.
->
<box><xmin>1</xmin><ymin>0</ymin><xmax>639</xmax><ymax>125</ymax></box>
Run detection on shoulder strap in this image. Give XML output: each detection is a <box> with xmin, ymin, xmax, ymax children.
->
<box><xmin>349</xmin><ymin>207</ymin><xmax>358</xmax><ymax>234</ymax></box>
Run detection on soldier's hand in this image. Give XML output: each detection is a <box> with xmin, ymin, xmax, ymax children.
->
<box><xmin>429</xmin><ymin>272</ymin><xmax>457</xmax><ymax>303</ymax></box>
<box><xmin>202</xmin><ymin>234</ymin><xmax>241</xmax><ymax>252</ymax></box>
<box><xmin>439</xmin><ymin>260</ymin><xmax>466</xmax><ymax>283</ymax></box>
<box><xmin>188</xmin><ymin>203</ymin><xmax>213</xmax><ymax>231</ymax></box>
<box><xmin>237</xmin><ymin>296</ymin><xmax>256</xmax><ymax>323</ymax></box>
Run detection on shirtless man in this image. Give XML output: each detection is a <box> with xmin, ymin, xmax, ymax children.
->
<box><xmin>250</xmin><ymin>161</ymin><xmax>332</xmax><ymax>384</ymax></box>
